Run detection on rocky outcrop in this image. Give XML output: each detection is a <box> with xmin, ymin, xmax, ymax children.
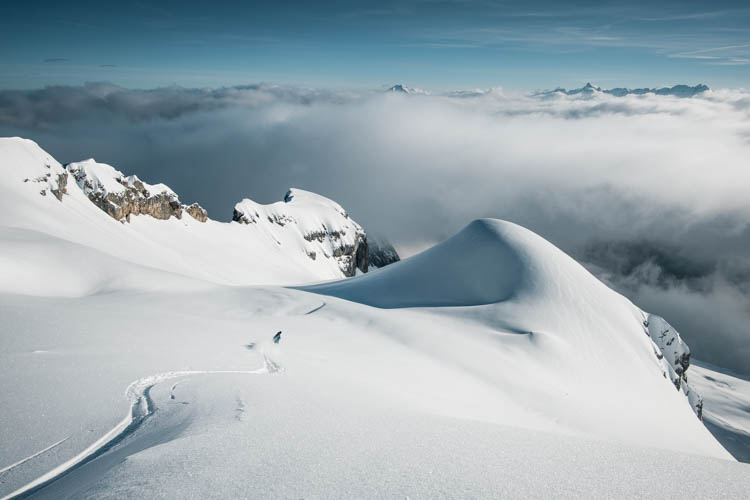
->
<box><xmin>23</xmin><ymin>162</ymin><xmax>67</xmax><ymax>201</ymax></box>
<box><xmin>232</xmin><ymin>207</ymin><xmax>257</xmax><ymax>224</ymax></box>
<box><xmin>185</xmin><ymin>203</ymin><xmax>208</xmax><ymax>222</ymax></box>
<box><xmin>644</xmin><ymin>314</ymin><xmax>703</xmax><ymax>419</ymax></box>
<box><xmin>301</xmin><ymin>228</ymin><xmax>367</xmax><ymax>274</ymax></box>
<box><xmin>330</xmin><ymin>232</ymin><xmax>368</xmax><ymax>276</ymax></box>
<box><xmin>367</xmin><ymin>236</ymin><xmax>400</xmax><ymax>269</ymax></box>
<box><xmin>233</xmin><ymin>188</ymin><xmax>397</xmax><ymax>278</ymax></box>
<box><xmin>50</xmin><ymin>172</ymin><xmax>67</xmax><ymax>201</ymax></box>
<box><xmin>66</xmin><ymin>159</ymin><xmax>207</xmax><ymax>223</ymax></box>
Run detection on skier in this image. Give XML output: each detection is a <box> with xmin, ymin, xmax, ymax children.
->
<box><xmin>273</xmin><ymin>331</ymin><xmax>282</xmax><ymax>344</ymax></box>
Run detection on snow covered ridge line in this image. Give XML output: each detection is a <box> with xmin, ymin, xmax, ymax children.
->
<box><xmin>17</xmin><ymin>153</ymin><xmax>208</xmax><ymax>223</ymax></box>
<box><xmin>302</xmin><ymin>218</ymin><xmax>705</xmax><ymax>420</ymax></box>
<box><xmin>1</xmin><ymin>137</ymin><xmax>400</xmax><ymax>280</ymax></box>
<box><xmin>233</xmin><ymin>188</ymin><xmax>376</xmax><ymax>276</ymax></box>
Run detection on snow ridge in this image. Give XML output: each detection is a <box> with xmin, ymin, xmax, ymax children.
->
<box><xmin>0</xmin><ymin>137</ymin><xmax>399</xmax><ymax>288</ymax></box>
<box><xmin>303</xmin><ymin>218</ymin><xmax>706</xmax><ymax>419</ymax></box>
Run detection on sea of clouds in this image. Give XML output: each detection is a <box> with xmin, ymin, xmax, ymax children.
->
<box><xmin>1</xmin><ymin>82</ymin><xmax>748</xmax><ymax>374</ymax></box>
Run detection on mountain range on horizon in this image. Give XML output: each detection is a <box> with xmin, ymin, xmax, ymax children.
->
<box><xmin>384</xmin><ymin>82</ymin><xmax>710</xmax><ymax>98</ymax></box>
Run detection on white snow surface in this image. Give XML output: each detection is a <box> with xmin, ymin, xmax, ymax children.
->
<box><xmin>0</xmin><ymin>137</ymin><xmax>365</xmax><ymax>293</ymax></box>
<box><xmin>66</xmin><ymin>158</ymin><xmax>178</xmax><ymax>199</ymax></box>
<box><xmin>233</xmin><ymin>187</ymin><xmax>366</xmax><ymax>276</ymax></box>
<box><xmin>0</xmin><ymin>137</ymin><xmax>748</xmax><ymax>498</ymax></box>
<box><xmin>691</xmin><ymin>361</ymin><xmax>750</xmax><ymax>463</ymax></box>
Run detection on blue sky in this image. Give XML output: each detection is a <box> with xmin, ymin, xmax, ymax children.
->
<box><xmin>1</xmin><ymin>0</ymin><xmax>749</xmax><ymax>90</ymax></box>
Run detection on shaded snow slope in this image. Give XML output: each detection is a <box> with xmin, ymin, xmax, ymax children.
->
<box><xmin>304</xmin><ymin>219</ymin><xmax>525</xmax><ymax>307</ymax></box>
<box><xmin>0</xmin><ymin>137</ymin><xmax>392</xmax><ymax>293</ymax></box>
<box><xmin>691</xmin><ymin>361</ymin><xmax>750</xmax><ymax>463</ymax></box>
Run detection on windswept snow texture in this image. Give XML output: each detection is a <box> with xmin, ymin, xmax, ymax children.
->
<box><xmin>1</xmin><ymin>139</ymin><xmax>748</xmax><ymax>498</ymax></box>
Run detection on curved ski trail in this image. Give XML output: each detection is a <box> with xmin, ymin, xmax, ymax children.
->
<box><xmin>3</xmin><ymin>348</ymin><xmax>279</xmax><ymax>500</ymax></box>
<box><xmin>0</xmin><ymin>437</ymin><xmax>70</xmax><ymax>476</ymax></box>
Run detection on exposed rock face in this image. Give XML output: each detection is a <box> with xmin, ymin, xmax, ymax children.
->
<box><xmin>50</xmin><ymin>172</ymin><xmax>67</xmax><ymax>201</ymax></box>
<box><xmin>14</xmin><ymin>141</ymin><xmax>392</xmax><ymax>280</ymax></box>
<box><xmin>185</xmin><ymin>203</ymin><xmax>208</xmax><ymax>222</ymax></box>
<box><xmin>367</xmin><ymin>236</ymin><xmax>400</xmax><ymax>269</ymax></box>
<box><xmin>65</xmin><ymin>159</ymin><xmax>207</xmax><ymax>223</ymax></box>
<box><xmin>645</xmin><ymin>314</ymin><xmax>703</xmax><ymax>419</ymax></box>
<box><xmin>233</xmin><ymin>188</ymin><xmax>395</xmax><ymax>277</ymax></box>
<box><xmin>232</xmin><ymin>206</ymin><xmax>258</xmax><ymax>224</ymax></box>
<box><xmin>332</xmin><ymin>233</ymin><xmax>368</xmax><ymax>276</ymax></box>
<box><xmin>23</xmin><ymin>160</ymin><xmax>68</xmax><ymax>201</ymax></box>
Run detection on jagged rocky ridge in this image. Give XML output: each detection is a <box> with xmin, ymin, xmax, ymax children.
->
<box><xmin>20</xmin><ymin>147</ymin><xmax>398</xmax><ymax>278</ymax></box>
<box><xmin>66</xmin><ymin>159</ymin><xmax>205</xmax><ymax>222</ymax></box>
<box><xmin>540</xmin><ymin>82</ymin><xmax>709</xmax><ymax>98</ymax></box>
<box><xmin>367</xmin><ymin>236</ymin><xmax>401</xmax><ymax>269</ymax></box>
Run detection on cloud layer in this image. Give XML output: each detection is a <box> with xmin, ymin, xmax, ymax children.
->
<box><xmin>1</xmin><ymin>82</ymin><xmax>749</xmax><ymax>374</ymax></box>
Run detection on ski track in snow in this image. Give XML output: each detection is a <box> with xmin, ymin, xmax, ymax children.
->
<box><xmin>304</xmin><ymin>301</ymin><xmax>326</xmax><ymax>315</ymax></box>
<box><xmin>0</xmin><ymin>438</ymin><xmax>70</xmax><ymax>476</ymax></box>
<box><xmin>2</xmin><ymin>348</ymin><xmax>279</xmax><ymax>500</ymax></box>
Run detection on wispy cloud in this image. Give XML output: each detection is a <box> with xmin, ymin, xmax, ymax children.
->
<box><xmin>638</xmin><ymin>8</ymin><xmax>750</xmax><ymax>22</ymax></box>
<box><xmin>670</xmin><ymin>43</ymin><xmax>750</xmax><ymax>65</ymax></box>
<box><xmin>43</xmin><ymin>58</ymin><xmax>68</xmax><ymax>63</ymax></box>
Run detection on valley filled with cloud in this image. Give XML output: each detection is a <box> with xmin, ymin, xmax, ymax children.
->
<box><xmin>2</xmin><ymin>82</ymin><xmax>749</xmax><ymax>374</ymax></box>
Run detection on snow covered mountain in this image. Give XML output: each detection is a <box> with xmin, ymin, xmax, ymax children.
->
<box><xmin>1</xmin><ymin>137</ymin><xmax>747</xmax><ymax>498</ymax></box>
<box><xmin>540</xmin><ymin>82</ymin><xmax>710</xmax><ymax>98</ymax></box>
<box><xmin>385</xmin><ymin>83</ymin><xmax>431</xmax><ymax>95</ymax></box>
<box><xmin>303</xmin><ymin>219</ymin><xmax>705</xmax><ymax>419</ymax></box>
<box><xmin>0</xmin><ymin>137</ymin><xmax>399</xmax><ymax>295</ymax></box>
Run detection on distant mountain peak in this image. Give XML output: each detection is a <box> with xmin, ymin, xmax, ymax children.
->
<box><xmin>539</xmin><ymin>83</ymin><xmax>709</xmax><ymax>98</ymax></box>
<box><xmin>385</xmin><ymin>84</ymin><xmax>430</xmax><ymax>95</ymax></box>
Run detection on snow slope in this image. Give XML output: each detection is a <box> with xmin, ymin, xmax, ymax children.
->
<box><xmin>691</xmin><ymin>361</ymin><xmax>750</xmax><ymax>463</ymax></box>
<box><xmin>0</xmin><ymin>137</ymin><xmax>377</xmax><ymax>293</ymax></box>
<box><xmin>302</xmin><ymin>219</ymin><xmax>714</xmax><ymax>438</ymax></box>
<box><xmin>2</xmin><ymin>285</ymin><xmax>747</xmax><ymax>499</ymax></box>
<box><xmin>0</xmin><ymin>140</ymin><xmax>747</xmax><ymax>498</ymax></box>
